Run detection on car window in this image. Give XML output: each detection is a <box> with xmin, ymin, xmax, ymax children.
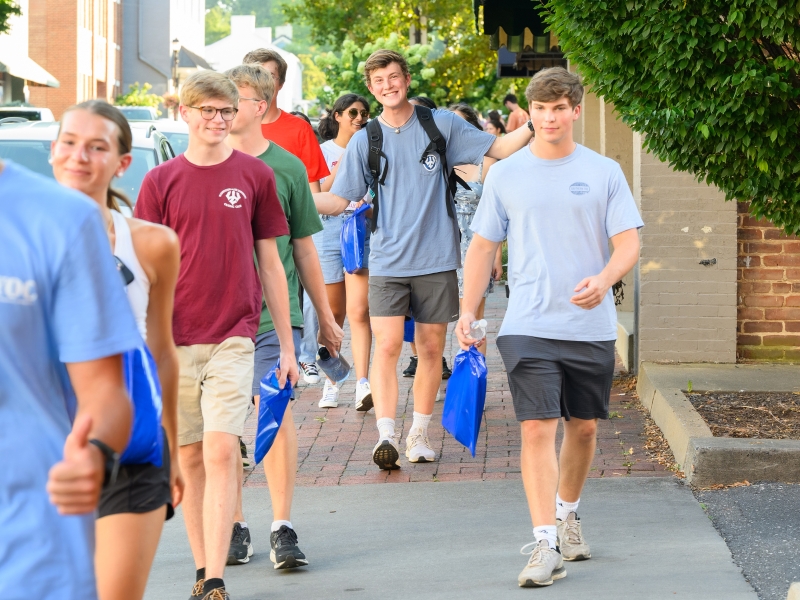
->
<box><xmin>116</xmin><ymin>149</ymin><xmax>157</xmax><ymax>203</ymax></box>
<box><xmin>119</xmin><ymin>107</ymin><xmax>155</xmax><ymax>120</ymax></box>
<box><xmin>162</xmin><ymin>131</ymin><xmax>188</xmax><ymax>155</ymax></box>
<box><xmin>0</xmin><ymin>110</ymin><xmax>44</xmax><ymax>121</ymax></box>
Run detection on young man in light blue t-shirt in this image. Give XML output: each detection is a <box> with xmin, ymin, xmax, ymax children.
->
<box><xmin>457</xmin><ymin>68</ymin><xmax>643</xmax><ymax>588</ymax></box>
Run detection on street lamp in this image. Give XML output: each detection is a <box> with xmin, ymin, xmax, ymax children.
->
<box><xmin>171</xmin><ymin>38</ymin><xmax>181</xmax><ymax>93</ymax></box>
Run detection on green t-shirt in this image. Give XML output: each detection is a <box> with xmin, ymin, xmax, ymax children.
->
<box><xmin>255</xmin><ymin>143</ymin><xmax>323</xmax><ymax>334</ymax></box>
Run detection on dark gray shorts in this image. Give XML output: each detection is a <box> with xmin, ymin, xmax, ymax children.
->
<box><xmin>252</xmin><ymin>327</ymin><xmax>302</xmax><ymax>397</ymax></box>
<box><xmin>369</xmin><ymin>271</ymin><xmax>459</xmax><ymax>324</ymax></box>
<box><xmin>496</xmin><ymin>335</ymin><xmax>615</xmax><ymax>421</ymax></box>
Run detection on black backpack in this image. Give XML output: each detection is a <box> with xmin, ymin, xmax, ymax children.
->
<box><xmin>365</xmin><ymin>104</ymin><xmax>468</xmax><ymax>233</ymax></box>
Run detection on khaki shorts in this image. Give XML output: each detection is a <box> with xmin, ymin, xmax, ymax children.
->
<box><xmin>369</xmin><ymin>271</ymin><xmax>460</xmax><ymax>324</ymax></box>
<box><xmin>177</xmin><ymin>336</ymin><xmax>255</xmax><ymax>446</ymax></box>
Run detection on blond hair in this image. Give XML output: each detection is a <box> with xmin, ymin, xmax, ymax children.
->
<box><xmin>180</xmin><ymin>70</ymin><xmax>239</xmax><ymax>108</ymax></box>
<box><xmin>225</xmin><ymin>63</ymin><xmax>276</xmax><ymax>107</ymax></box>
<box><xmin>363</xmin><ymin>49</ymin><xmax>409</xmax><ymax>86</ymax></box>
<box><xmin>242</xmin><ymin>48</ymin><xmax>287</xmax><ymax>84</ymax></box>
<box><xmin>525</xmin><ymin>67</ymin><xmax>584</xmax><ymax>108</ymax></box>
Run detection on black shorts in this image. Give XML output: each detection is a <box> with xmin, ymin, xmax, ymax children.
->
<box><xmin>496</xmin><ymin>336</ymin><xmax>615</xmax><ymax>421</ymax></box>
<box><xmin>98</xmin><ymin>428</ymin><xmax>174</xmax><ymax>520</ymax></box>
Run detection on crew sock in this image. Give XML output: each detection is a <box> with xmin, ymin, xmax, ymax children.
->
<box><xmin>359</xmin><ymin>377</ymin><xmax>368</xmax><ymax>385</ymax></box>
<box><xmin>203</xmin><ymin>578</ymin><xmax>225</xmax><ymax>593</ymax></box>
<box><xmin>237</xmin><ymin>521</ymin><xmax>248</xmax><ymax>529</ymax></box>
<box><xmin>377</xmin><ymin>417</ymin><xmax>395</xmax><ymax>440</ymax></box>
<box><xmin>533</xmin><ymin>525</ymin><xmax>558</xmax><ymax>550</ymax></box>
<box><xmin>271</xmin><ymin>520</ymin><xmax>293</xmax><ymax>532</ymax></box>
<box><xmin>195</xmin><ymin>568</ymin><xmax>205</xmax><ymax>582</ymax></box>
<box><xmin>556</xmin><ymin>494</ymin><xmax>580</xmax><ymax>522</ymax></box>
<box><xmin>410</xmin><ymin>411</ymin><xmax>432</xmax><ymax>436</ymax></box>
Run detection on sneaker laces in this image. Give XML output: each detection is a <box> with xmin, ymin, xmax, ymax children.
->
<box><xmin>203</xmin><ymin>590</ymin><xmax>229</xmax><ymax>600</ymax></box>
<box><xmin>275</xmin><ymin>526</ymin><xmax>298</xmax><ymax>548</ymax></box>
<box><xmin>303</xmin><ymin>362</ymin><xmax>319</xmax><ymax>376</ymax></box>
<box><xmin>563</xmin><ymin>518</ymin><xmax>585</xmax><ymax>545</ymax></box>
<box><xmin>322</xmin><ymin>382</ymin><xmax>338</xmax><ymax>402</ymax></box>
<box><xmin>231</xmin><ymin>523</ymin><xmax>247</xmax><ymax>545</ymax></box>
<box><xmin>407</xmin><ymin>431</ymin><xmax>430</xmax><ymax>449</ymax></box>
<box><xmin>191</xmin><ymin>580</ymin><xmax>204</xmax><ymax>597</ymax></box>
<box><xmin>520</xmin><ymin>541</ymin><xmax>547</xmax><ymax>565</ymax></box>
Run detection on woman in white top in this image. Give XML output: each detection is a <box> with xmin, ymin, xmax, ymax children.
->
<box><xmin>51</xmin><ymin>100</ymin><xmax>182</xmax><ymax>600</ymax></box>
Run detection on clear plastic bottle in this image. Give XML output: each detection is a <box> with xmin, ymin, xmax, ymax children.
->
<box><xmin>316</xmin><ymin>347</ymin><xmax>351</xmax><ymax>384</ymax></box>
<box><xmin>469</xmin><ymin>319</ymin><xmax>488</xmax><ymax>342</ymax></box>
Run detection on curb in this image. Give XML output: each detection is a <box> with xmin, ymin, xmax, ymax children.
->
<box><xmin>637</xmin><ymin>363</ymin><xmax>800</xmax><ymax>487</ymax></box>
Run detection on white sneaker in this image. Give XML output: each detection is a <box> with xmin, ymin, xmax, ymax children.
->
<box><xmin>518</xmin><ymin>540</ymin><xmax>566</xmax><ymax>587</ymax></box>
<box><xmin>372</xmin><ymin>437</ymin><xmax>400</xmax><ymax>470</ymax></box>
<box><xmin>300</xmin><ymin>362</ymin><xmax>320</xmax><ymax>384</ymax></box>
<box><xmin>318</xmin><ymin>379</ymin><xmax>339</xmax><ymax>408</ymax></box>
<box><xmin>405</xmin><ymin>431</ymin><xmax>436</xmax><ymax>463</ymax></box>
<box><xmin>355</xmin><ymin>380</ymin><xmax>373</xmax><ymax>412</ymax></box>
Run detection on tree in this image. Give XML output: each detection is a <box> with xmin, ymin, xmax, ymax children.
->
<box><xmin>546</xmin><ymin>0</ymin><xmax>800</xmax><ymax>234</ymax></box>
<box><xmin>115</xmin><ymin>83</ymin><xmax>163</xmax><ymax>115</ymax></box>
<box><xmin>0</xmin><ymin>0</ymin><xmax>21</xmax><ymax>35</ymax></box>
<box><xmin>205</xmin><ymin>4</ymin><xmax>231</xmax><ymax>45</ymax></box>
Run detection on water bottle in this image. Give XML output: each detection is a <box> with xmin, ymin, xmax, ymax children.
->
<box><xmin>316</xmin><ymin>347</ymin><xmax>351</xmax><ymax>384</ymax></box>
<box><xmin>469</xmin><ymin>319</ymin><xmax>488</xmax><ymax>342</ymax></box>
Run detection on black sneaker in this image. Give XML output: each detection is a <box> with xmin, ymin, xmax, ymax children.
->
<box><xmin>403</xmin><ymin>355</ymin><xmax>418</xmax><ymax>377</ymax></box>
<box><xmin>189</xmin><ymin>580</ymin><xmax>204</xmax><ymax>599</ymax></box>
<box><xmin>442</xmin><ymin>357</ymin><xmax>452</xmax><ymax>380</ymax></box>
<box><xmin>201</xmin><ymin>589</ymin><xmax>230</xmax><ymax>600</ymax></box>
<box><xmin>270</xmin><ymin>525</ymin><xmax>309</xmax><ymax>569</ymax></box>
<box><xmin>226</xmin><ymin>522</ymin><xmax>253</xmax><ymax>565</ymax></box>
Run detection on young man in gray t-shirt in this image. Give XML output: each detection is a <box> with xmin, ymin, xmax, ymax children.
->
<box><xmin>457</xmin><ymin>68</ymin><xmax>643</xmax><ymax>588</ymax></box>
<box><xmin>315</xmin><ymin>49</ymin><xmax>534</xmax><ymax>470</ymax></box>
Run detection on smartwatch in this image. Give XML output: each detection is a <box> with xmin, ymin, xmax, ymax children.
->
<box><xmin>89</xmin><ymin>438</ymin><xmax>120</xmax><ymax>487</ymax></box>
<box><xmin>527</xmin><ymin>119</ymin><xmax>535</xmax><ymax>133</ymax></box>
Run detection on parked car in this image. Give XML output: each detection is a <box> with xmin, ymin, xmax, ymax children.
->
<box><xmin>130</xmin><ymin>119</ymin><xmax>188</xmax><ymax>155</ymax></box>
<box><xmin>116</xmin><ymin>106</ymin><xmax>160</xmax><ymax>121</ymax></box>
<box><xmin>0</xmin><ymin>121</ymin><xmax>175</xmax><ymax>212</ymax></box>
<box><xmin>0</xmin><ymin>106</ymin><xmax>55</xmax><ymax>122</ymax></box>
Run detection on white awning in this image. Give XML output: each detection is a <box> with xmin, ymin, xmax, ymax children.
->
<box><xmin>0</xmin><ymin>53</ymin><xmax>59</xmax><ymax>88</ymax></box>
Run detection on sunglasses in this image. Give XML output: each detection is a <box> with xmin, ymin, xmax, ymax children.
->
<box><xmin>346</xmin><ymin>108</ymin><xmax>369</xmax><ymax>120</ymax></box>
<box><xmin>114</xmin><ymin>256</ymin><xmax>135</xmax><ymax>286</ymax></box>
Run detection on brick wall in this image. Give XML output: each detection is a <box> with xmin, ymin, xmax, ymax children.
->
<box><xmin>737</xmin><ymin>202</ymin><xmax>800</xmax><ymax>362</ymax></box>
<box><xmin>29</xmin><ymin>0</ymin><xmax>78</xmax><ymax>118</ymax></box>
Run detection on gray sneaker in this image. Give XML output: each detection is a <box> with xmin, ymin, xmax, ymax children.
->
<box><xmin>557</xmin><ymin>512</ymin><xmax>591</xmax><ymax>561</ymax></box>
<box><xmin>518</xmin><ymin>540</ymin><xmax>566</xmax><ymax>587</ymax></box>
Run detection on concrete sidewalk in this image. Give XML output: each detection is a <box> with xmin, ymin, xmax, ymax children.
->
<box><xmin>145</xmin><ymin>478</ymin><xmax>756</xmax><ymax>600</ymax></box>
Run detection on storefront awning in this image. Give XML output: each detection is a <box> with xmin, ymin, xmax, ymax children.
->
<box><xmin>178</xmin><ymin>47</ymin><xmax>212</xmax><ymax>71</ymax></box>
<box><xmin>473</xmin><ymin>0</ymin><xmax>551</xmax><ymax>52</ymax></box>
<box><xmin>0</xmin><ymin>52</ymin><xmax>59</xmax><ymax>87</ymax></box>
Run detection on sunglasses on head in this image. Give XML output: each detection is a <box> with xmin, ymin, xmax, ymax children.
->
<box><xmin>346</xmin><ymin>108</ymin><xmax>369</xmax><ymax>119</ymax></box>
<box><xmin>114</xmin><ymin>256</ymin><xmax>135</xmax><ymax>286</ymax></box>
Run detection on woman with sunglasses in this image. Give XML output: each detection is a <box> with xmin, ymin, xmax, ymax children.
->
<box><xmin>299</xmin><ymin>93</ymin><xmax>373</xmax><ymax>410</ymax></box>
<box><xmin>51</xmin><ymin>99</ymin><xmax>182</xmax><ymax>600</ymax></box>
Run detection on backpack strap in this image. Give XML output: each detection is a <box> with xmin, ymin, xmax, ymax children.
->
<box><xmin>366</xmin><ymin>118</ymin><xmax>387</xmax><ymax>233</ymax></box>
<box><xmin>416</xmin><ymin>105</ymin><xmax>467</xmax><ymax>219</ymax></box>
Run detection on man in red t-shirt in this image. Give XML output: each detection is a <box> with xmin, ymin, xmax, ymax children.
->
<box><xmin>134</xmin><ymin>70</ymin><xmax>298</xmax><ymax>600</ymax></box>
<box><xmin>242</xmin><ymin>48</ymin><xmax>330</xmax><ymax>192</ymax></box>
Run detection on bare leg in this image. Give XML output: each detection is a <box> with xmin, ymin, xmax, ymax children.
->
<box><xmin>370</xmin><ymin>316</ymin><xmax>405</xmax><ymax>420</ymax></box>
<box><xmin>520</xmin><ymin>419</ymin><xmax>560</xmax><ymax>526</ymax></box>
<box><xmin>201</xmin><ymin>432</ymin><xmax>240</xmax><ymax>580</ymax></box>
<box><xmin>412</xmin><ymin>322</ymin><xmax>448</xmax><ymax>415</ymax></box>
<box><xmin>95</xmin><ymin>507</ymin><xmax>167</xmax><ymax>600</ymax></box>
<box><xmin>179</xmin><ymin>441</ymin><xmax>206</xmax><ymax>569</ymax></box>
<box><xmin>325</xmin><ymin>281</ymin><xmax>347</xmax><ymax>329</ymax></box>
<box><xmin>263</xmin><ymin>403</ymin><xmax>298</xmax><ymax>521</ymax></box>
<box><xmin>345</xmin><ymin>270</ymin><xmax>372</xmax><ymax>379</ymax></box>
<box><xmin>557</xmin><ymin>418</ymin><xmax>597</xmax><ymax>502</ymax></box>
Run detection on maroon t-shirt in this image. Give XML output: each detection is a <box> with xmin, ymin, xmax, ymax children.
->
<box><xmin>134</xmin><ymin>150</ymin><xmax>289</xmax><ymax>346</ymax></box>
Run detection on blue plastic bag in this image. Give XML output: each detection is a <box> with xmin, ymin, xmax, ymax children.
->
<box><xmin>341</xmin><ymin>203</ymin><xmax>370</xmax><ymax>274</ymax></box>
<box><xmin>403</xmin><ymin>316</ymin><xmax>415</xmax><ymax>343</ymax></box>
<box><xmin>441</xmin><ymin>346</ymin><xmax>487</xmax><ymax>457</ymax></box>
<box><xmin>119</xmin><ymin>343</ymin><xmax>164</xmax><ymax>466</ymax></box>
<box><xmin>254</xmin><ymin>362</ymin><xmax>293</xmax><ymax>465</ymax></box>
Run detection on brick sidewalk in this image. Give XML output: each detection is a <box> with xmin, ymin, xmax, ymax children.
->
<box><xmin>242</xmin><ymin>289</ymin><xmax>672</xmax><ymax>487</ymax></box>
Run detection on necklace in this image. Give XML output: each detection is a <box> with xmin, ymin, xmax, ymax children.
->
<box><xmin>379</xmin><ymin>111</ymin><xmax>414</xmax><ymax>134</ymax></box>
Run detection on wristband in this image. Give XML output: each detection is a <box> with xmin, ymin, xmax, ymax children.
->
<box><xmin>527</xmin><ymin>120</ymin><xmax>534</xmax><ymax>133</ymax></box>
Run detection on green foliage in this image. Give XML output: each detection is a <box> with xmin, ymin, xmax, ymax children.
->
<box><xmin>205</xmin><ymin>5</ymin><xmax>231</xmax><ymax>44</ymax></box>
<box><xmin>0</xmin><ymin>0</ymin><xmax>21</xmax><ymax>35</ymax></box>
<box><xmin>115</xmin><ymin>83</ymin><xmax>162</xmax><ymax>115</ymax></box>
<box><xmin>546</xmin><ymin>0</ymin><xmax>800</xmax><ymax>234</ymax></box>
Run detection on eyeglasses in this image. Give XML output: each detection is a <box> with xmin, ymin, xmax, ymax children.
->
<box><xmin>188</xmin><ymin>106</ymin><xmax>238</xmax><ymax>121</ymax></box>
<box><xmin>346</xmin><ymin>108</ymin><xmax>369</xmax><ymax>120</ymax></box>
<box><xmin>114</xmin><ymin>256</ymin><xmax>135</xmax><ymax>286</ymax></box>
<box><xmin>239</xmin><ymin>97</ymin><xmax>265</xmax><ymax>103</ymax></box>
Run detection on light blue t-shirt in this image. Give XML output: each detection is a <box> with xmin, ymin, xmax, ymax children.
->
<box><xmin>330</xmin><ymin>109</ymin><xmax>496</xmax><ymax>276</ymax></box>
<box><xmin>471</xmin><ymin>144</ymin><xmax>643</xmax><ymax>342</ymax></box>
<box><xmin>0</xmin><ymin>161</ymin><xmax>140</xmax><ymax>599</ymax></box>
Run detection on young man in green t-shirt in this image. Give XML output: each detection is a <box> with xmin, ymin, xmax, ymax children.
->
<box><xmin>224</xmin><ymin>63</ymin><xmax>345</xmax><ymax>572</ymax></box>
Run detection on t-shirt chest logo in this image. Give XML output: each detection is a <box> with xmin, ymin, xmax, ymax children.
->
<box><xmin>569</xmin><ymin>182</ymin><xmax>590</xmax><ymax>195</ymax></box>
<box><xmin>0</xmin><ymin>275</ymin><xmax>38</xmax><ymax>306</ymax></box>
<box><xmin>422</xmin><ymin>154</ymin><xmax>438</xmax><ymax>172</ymax></box>
<box><xmin>220</xmin><ymin>187</ymin><xmax>246</xmax><ymax>208</ymax></box>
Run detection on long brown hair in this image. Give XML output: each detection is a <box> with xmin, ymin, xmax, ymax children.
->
<box><xmin>59</xmin><ymin>100</ymin><xmax>133</xmax><ymax>212</ymax></box>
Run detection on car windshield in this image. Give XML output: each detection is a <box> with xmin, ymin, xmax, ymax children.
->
<box><xmin>0</xmin><ymin>110</ymin><xmax>43</xmax><ymax>121</ymax></box>
<box><xmin>119</xmin><ymin>108</ymin><xmax>154</xmax><ymax>120</ymax></box>
<box><xmin>161</xmin><ymin>131</ymin><xmax>188</xmax><ymax>155</ymax></box>
<box><xmin>0</xmin><ymin>140</ymin><xmax>157</xmax><ymax>204</ymax></box>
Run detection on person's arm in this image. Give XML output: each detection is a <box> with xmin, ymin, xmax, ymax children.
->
<box><xmin>312</xmin><ymin>191</ymin><xmax>351</xmax><ymax>216</ymax></box>
<box><xmin>320</xmin><ymin>159</ymin><xmax>341</xmax><ymax>192</ymax></box>
<box><xmin>485</xmin><ymin>123</ymin><xmax>533</xmax><ymax>160</ymax></box>
<box><xmin>571</xmin><ymin>228</ymin><xmax>640</xmax><ymax>309</ymax></box>
<box><xmin>309</xmin><ymin>180</ymin><xmax>321</xmax><ymax>193</ymax></box>
<box><xmin>254</xmin><ymin>238</ymin><xmax>299</xmax><ymax>388</ymax></box>
<box><xmin>492</xmin><ymin>244</ymin><xmax>504</xmax><ymax>281</ymax></box>
<box><xmin>140</xmin><ymin>225</ymin><xmax>183</xmax><ymax>507</ymax></box>
<box><xmin>291</xmin><ymin>236</ymin><xmax>344</xmax><ymax>354</ymax></box>
<box><xmin>456</xmin><ymin>234</ymin><xmax>501</xmax><ymax>349</ymax></box>
<box><xmin>47</xmin><ymin>355</ymin><xmax>132</xmax><ymax>515</ymax></box>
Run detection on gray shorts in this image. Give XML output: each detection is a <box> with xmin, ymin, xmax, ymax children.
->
<box><xmin>496</xmin><ymin>335</ymin><xmax>615</xmax><ymax>421</ymax></box>
<box><xmin>369</xmin><ymin>271</ymin><xmax>459</xmax><ymax>324</ymax></box>
<box><xmin>252</xmin><ymin>327</ymin><xmax>303</xmax><ymax>397</ymax></box>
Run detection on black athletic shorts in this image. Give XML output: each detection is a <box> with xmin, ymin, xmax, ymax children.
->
<box><xmin>496</xmin><ymin>335</ymin><xmax>615</xmax><ymax>421</ymax></box>
<box><xmin>98</xmin><ymin>428</ymin><xmax>174</xmax><ymax>520</ymax></box>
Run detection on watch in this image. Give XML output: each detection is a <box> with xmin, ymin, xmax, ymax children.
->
<box><xmin>527</xmin><ymin>119</ymin><xmax>535</xmax><ymax>133</ymax></box>
<box><xmin>89</xmin><ymin>438</ymin><xmax>120</xmax><ymax>487</ymax></box>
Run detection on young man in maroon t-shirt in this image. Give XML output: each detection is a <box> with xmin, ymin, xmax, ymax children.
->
<box><xmin>135</xmin><ymin>71</ymin><xmax>298</xmax><ymax>600</ymax></box>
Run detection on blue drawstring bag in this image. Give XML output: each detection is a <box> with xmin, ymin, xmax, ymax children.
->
<box><xmin>254</xmin><ymin>362</ymin><xmax>293</xmax><ymax>465</ymax></box>
<box><xmin>441</xmin><ymin>346</ymin><xmax>487</xmax><ymax>457</ymax></box>
<box><xmin>341</xmin><ymin>203</ymin><xmax>370</xmax><ymax>274</ymax></box>
<box><xmin>403</xmin><ymin>316</ymin><xmax>415</xmax><ymax>343</ymax></box>
<box><xmin>120</xmin><ymin>343</ymin><xmax>164</xmax><ymax>466</ymax></box>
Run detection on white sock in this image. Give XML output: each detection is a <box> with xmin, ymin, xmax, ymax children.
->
<box><xmin>377</xmin><ymin>417</ymin><xmax>395</xmax><ymax>440</ymax></box>
<box><xmin>410</xmin><ymin>411</ymin><xmax>432</xmax><ymax>436</ymax></box>
<box><xmin>237</xmin><ymin>521</ymin><xmax>248</xmax><ymax>529</ymax></box>
<box><xmin>556</xmin><ymin>494</ymin><xmax>580</xmax><ymax>521</ymax></box>
<box><xmin>359</xmin><ymin>377</ymin><xmax>368</xmax><ymax>385</ymax></box>
<box><xmin>271</xmin><ymin>520</ymin><xmax>292</xmax><ymax>532</ymax></box>
<box><xmin>533</xmin><ymin>525</ymin><xmax>558</xmax><ymax>549</ymax></box>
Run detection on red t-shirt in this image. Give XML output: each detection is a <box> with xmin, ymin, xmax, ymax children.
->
<box><xmin>134</xmin><ymin>150</ymin><xmax>289</xmax><ymax>346</ymax></box>
<box><xmin>261</xmin><ymin>110</ymin><xmax>330</xmax><ymax>183</ymax></box>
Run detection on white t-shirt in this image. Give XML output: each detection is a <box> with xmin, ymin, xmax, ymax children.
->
<box><xmin>320</xmin><ymin>139</ymin><xmax>359</xmax><ymax>213</ymax></box>
<box><xmin>471</xmin><ymin>143</ymin><xmax>643</xmax><ymax>342</ymax></box>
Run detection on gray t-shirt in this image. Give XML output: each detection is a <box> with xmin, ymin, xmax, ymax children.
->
<box><xmin>330</xmin><ymin>109</ymin><xmax>496</xmax><ymax>276</ymax></box>
<box><xmin>471</xmin><ymin>143</ymin><xmax>643</xmax><ymax>342</ymax></box>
